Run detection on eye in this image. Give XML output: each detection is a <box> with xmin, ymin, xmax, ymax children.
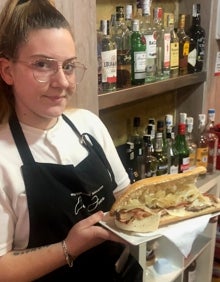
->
<box><xmin>31</xmin><ymin>59</ymin><xmax>54</xmax><ymax>71</ymax></box>
<box><xmin>63</xmin><ymin>62</ymin><xmax>75</xmax><ymax>74</ymax></box>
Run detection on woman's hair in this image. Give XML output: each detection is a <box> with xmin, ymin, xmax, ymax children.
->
<box><xmin>0</xmin><ymin>0</ymin><xmax>73</xmax><ymax>123</ymax></box>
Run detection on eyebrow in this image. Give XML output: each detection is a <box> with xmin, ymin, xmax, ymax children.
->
<box><xmin>29</xmin><ymin>55</ymin><xmax>78</xmax><ymax>61</ymax></box>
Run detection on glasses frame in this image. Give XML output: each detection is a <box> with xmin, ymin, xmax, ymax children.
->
<box><xmin>12</xmin><ymin>56</ymin><xmax>87</xmax><ymax>85</ymax></box>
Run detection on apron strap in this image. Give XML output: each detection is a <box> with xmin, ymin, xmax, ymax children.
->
<box><xmin>9</xmin><ymin>112</ymin><xmax>35</xmax><ymax>164</ymax></box>
<box><xmin>62</xmin><ymin>114</ymin><xmax>116</xmax><ymax>184</ymax></box>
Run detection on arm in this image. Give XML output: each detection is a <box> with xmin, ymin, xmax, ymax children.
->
<box><xmin>0</xmin><ymin>211</ymin><xmax>126</xmax><ymax>282</ymax></box>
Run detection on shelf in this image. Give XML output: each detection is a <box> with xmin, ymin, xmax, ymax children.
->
<box><xmin>98</xmin><ymin>71</ymin><xmax>207</xmax><ymax>110</ymax></box>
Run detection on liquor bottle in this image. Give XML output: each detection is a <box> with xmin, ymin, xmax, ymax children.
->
<box><xmin>168</xmin><ymin>14</ymin><xmax>179</xmax><ymax>78</ymax></box>
<box><xmin>205</xmin><ymin>109</ymin><xmax>218</xmax><ymax>173</ymax></box>
<box><xmin>125</xmin><ymin>4</ymin><xmax>133</xmax><ymax>31</ymax></box>
<box><xmin>165</xmin><ymin>114</ymin><xmax>179</xmax><ymax>174</ymax></box>
<box><xmin>196</xmin><ymin>114</ymin><xmax>208</xmax><ymax>169</ymax></box>
<box><xmin>154</xmin><ymin>7</ymin><xmax>171</xmax><ymax>80</ymax></box>
<box><xmin>130</xmin><ymin>117</ymin><xmax>144</xmax><ymax>180</ymax></box>
<box><xmin>100</xmin><ymin>20</ymin><xmax>117</xmax><ymax>91</ymax></box>
<box><xmin>153</xmin><ymin>131</ymin><xmax>168</xmax><ymax>175</ymax></box>
<box><xmin>175</xmin><ymin>123</ymin><xmax>190</xmax><ymax>173</ymax></box>
<box><xmin>141</xmin><ymin>0</ymin><xmax>157</xmax><ymax>83</ymax></box>
<box><xmin>113</xmin><ymin>6</ymin><xmax>131</xmax><ymax>89</ymax></box>
<box><xmin>188</xmin><ymin>4</ymin><xmax>205</xmax><ymax>72</ymax></box>
<box><xmin>143</xmin><ymin>135</ymin><xmax>158</xmax><ymax>178</ymax></box>
<box><xmin>186</xmin><ymin>117</ymin><xmax>197</xmax><ymax>170</ymax></box>
<box><xmin>177</xmin><ymin>14</ymin><xmax>190</xmax><ymax>75</ymax></box>
<box><xmin>131</xmin><ymin>19</ymin><xmax>147</xmax><ymax>85</ymax></box>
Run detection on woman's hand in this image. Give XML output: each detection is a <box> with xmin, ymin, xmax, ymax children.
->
<box><xmin>65</xmin><ymin>211</ymin><xmax>126</xmax><ymax>258</ymax></box>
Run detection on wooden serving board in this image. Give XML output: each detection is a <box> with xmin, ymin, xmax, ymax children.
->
<box><xmin>159</xmin><ymin>203</ymin><xmax>220</xmax><ymax>227</ymax></box>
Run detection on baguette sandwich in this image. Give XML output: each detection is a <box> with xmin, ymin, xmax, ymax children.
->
<box><xmin>110</xmin><ymin>167</ymin><xmax>220</xmax><ymax>233</ymax></box>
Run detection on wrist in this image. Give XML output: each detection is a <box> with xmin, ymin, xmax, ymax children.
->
<box><xmin>61</xmin><ymin>240</ymin><xmax>77</xmax><ymax>268</ymax></box>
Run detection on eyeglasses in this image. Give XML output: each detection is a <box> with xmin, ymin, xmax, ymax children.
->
<box><xmin>14</xmin><ymin>57</ymin><xmax>87</xmax><ymax>85</ymax></box>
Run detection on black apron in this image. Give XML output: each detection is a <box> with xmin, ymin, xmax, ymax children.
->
<box><xmin>9</xmin><ymin>113</ymin><xmax>124</xmax><ymax>282</ymax></box>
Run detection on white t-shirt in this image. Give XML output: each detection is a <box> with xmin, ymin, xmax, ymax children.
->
<box><xmin>0</xmin><ymin>109</ymin><xmax>130</xmax><ymax>256</ymax></box>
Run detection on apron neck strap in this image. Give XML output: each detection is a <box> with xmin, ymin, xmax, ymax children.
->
<box><xmin>9</xmin><ymin>112</ymin><xmax>35</xmax><ymax>164</ymax></box>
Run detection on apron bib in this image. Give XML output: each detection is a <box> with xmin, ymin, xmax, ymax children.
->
<box><xmin>9</xmin><ymin>113</ymin><xmax>123</xmax><ymax>282</ymax></box>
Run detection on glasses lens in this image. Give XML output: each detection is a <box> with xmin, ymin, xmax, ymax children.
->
<box><xmin>32</xmin><ymin>60</ymin><xmax>86</xmax><ymax>85</ymax></box>
<box><xmin>74</xmin><ymin>62</ymin><xmax>86</xmax><ymax>84</ymax></box>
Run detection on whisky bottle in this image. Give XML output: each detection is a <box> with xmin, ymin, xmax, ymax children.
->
<box><xmin>196</xmin><ymin>114</ymin><xmax>208</xmax><ymax>169</ymax></box>
<box><xmin>205</xmin><ymin>109</ymin><xmax>218</xmax><ymax>173</ymax></box>
<box><xmin>131</xmin><ymin>19</ymin><xmax>147</xmax><ymax>85</ymax></box>
<box><xmin>113</xmin><ymin>6</ymin><xmax>132</xmax><ymax>89</ymax></box>
<box><xmin>175</xmin><ymin>123</ymin><xmax>190</xmax><ymax>173</ymax></box>
<box><xmin>188</xmin><ymin>4</ymin><xmax>205</xmax><ymax>72</ymax></box>
<box><xmin>177</xmin><ymin>14</ymin><xmax>190</xmax><ymax>75</ymax></box>
<box><xmin>186</xmin><ymin>117</ymin><xmax>197</xmax><ymax>170</ymax></box>
<box><xmin>168</xmin><ymin>14</ymin><xmax>179</xmax><ymax>78</ymax></box>
<box><xmin>100</xmin><ymin>20</ymin><xmax>117</xmax><ymax>91</ymax></box>
<box><xmin>141</xmin><ymin>0</ymin><xmax>157</xmax><ymax>83</ymax></box>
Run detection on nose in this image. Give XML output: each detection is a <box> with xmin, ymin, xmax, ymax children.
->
<box><xmin>51</xmin><ymin>66</ymin><xmax>70</xmax><ymax>88</ymax></box>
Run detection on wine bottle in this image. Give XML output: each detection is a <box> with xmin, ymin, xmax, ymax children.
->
<box><xmin>131</xmin><ymin>19</ymin><xmax>147</xmax><ymax>85</ymax></box>
<box><xmin>100</xmin><ymin>20</ymin><xmax>117</xmax><ymax>92</ymax></box>
<box><xmin>175</xmin><ymin>123</ymin><xmax>190</xmax><ymax>173</ymax></box>
<box><xmin>188</xmin><ymin>4</ymin><xmax>205</xmax><ymax>72</ymax></box>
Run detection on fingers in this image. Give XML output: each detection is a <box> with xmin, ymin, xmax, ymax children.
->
<box><xmin>76</xmin><ymin>211</ymin><xmax>104</xmax><ymax>229</ymax></box>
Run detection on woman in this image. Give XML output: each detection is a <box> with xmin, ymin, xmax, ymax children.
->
<box><xmin>0</xmin><ymin>0</ymin><xmax>131</xmax><ymax>281</ymax></box>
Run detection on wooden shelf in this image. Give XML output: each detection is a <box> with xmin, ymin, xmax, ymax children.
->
<box><xmin>98</xmin><ymin>71</ymin><xmax>207</xmax><ymax>110</ymax></box>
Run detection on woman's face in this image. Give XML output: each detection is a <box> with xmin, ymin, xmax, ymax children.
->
<box><xmin>8</xmin><ymin>28</ymin><xmax>77</xmax><ymax>129</ymax></box>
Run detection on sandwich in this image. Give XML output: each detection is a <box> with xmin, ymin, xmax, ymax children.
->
<box><xmin>110</xmin><ymin>166</ymin><xmax>220</xmax><ymax>232</ymax></box>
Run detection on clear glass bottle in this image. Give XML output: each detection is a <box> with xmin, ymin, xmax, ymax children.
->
<box><xmin>175</xmin><ymin>123</ymin><xmax>190</xmax><ymax>173</ymax></box>
<box><xmin>141</xmin><ymin>0</ymin><xmax>157</xmax><ymax>83</ymax></box>
<box><xmin>196</xmin><ymin>114</ymin><xmax>208</xmax><ymax>169</ymax></box>
<box><xmin>143</xmin><ymin>135</ymin><xmax>158</xmax><ymax>178</ymax></box>
<box><xmin>205</xmin><ymin>109</ymin><xmax>218</xmax><ymax>173</ymax></box>
<box><xmin>153</xmin><ymin>129</ymin><xmax>168</xmax><ymax>176</ymax></box>
<box><xmin>100</xmin><ymin>19</ymin><xmax>117</xmax><ymax>91</ymax></box>
<box><xmin>177</xmin><ymin>14</ymin><xmax>190</xmax><ymax>75</ymax></box>
<box><xmin>165</xmin><ymin>114</ymin><xmax>179</xmax><ymax>174</ymax></box>
<box><xmin>131</xmin><ymin>19</ymin><xmax>147</xmax><ymax>85</ymax></box>
<box><xmin>188</xmin><ymin>4</ymin><xmax>205</xmax><ymax>72</ymax></box>
<box><xmin>186</xmin><ymin>117</ymin><xmax>197</xmax><ymax>170</ymax></box>
<box><xmin>154</xmin><ymin>7</ymin><xmax>170</xmax><ymax>80</ymax></box>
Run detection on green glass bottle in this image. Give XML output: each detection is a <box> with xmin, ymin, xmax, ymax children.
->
<box><xmin>175</xmin><ymin>123</ymin><xmax>190</xmax><ymax>173</ymax></box>
<box><xmin>131</xmin><ymin>19</ymin><xmax>147</xmax><ymax>85</ymax></box>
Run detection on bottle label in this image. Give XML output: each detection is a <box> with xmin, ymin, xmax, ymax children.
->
<box><xmin>163</xmin><ymin>33</ymin><xmax>171</xmax><ymax>68</ymax></box>
<box><xmin>145</xmin><ymin>34</ymin><xmax>157</xmax><ymax>59</ymax></box>
<box><xmin>196</xmin><ymin>147</ymin><xmax>208</xmax><ymax>167</ymax></box>
<box><xmin>169</xmin><ymin>165</ymin><xmax>178</xmax><ymax>174</ymax></box>
<box><xmin>180</xmin><ymin>156</ymin><xmax>190</xmax><ymax>172</ymax></box>
<box><xmin>101</xmin><ymin>49</ymin><xmax>117</xmax><ymax>83</ymax></box>
<box><xmin>133</xmin><ymin>51</ymin><xmax>147</xmax><ymax>78</ymax></box>
<box><xmin>188</xmin><ymin>47</ymin><xmax>197</xmax><ymax>67</ymax></box>
<box><xmin>170</xmin><ymin>42</ymin><xmax>179</xmax><ymax>68</ymax></box>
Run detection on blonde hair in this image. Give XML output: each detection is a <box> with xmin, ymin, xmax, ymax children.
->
<box><xmin>0</xmin><ymin>0</ymin><xmax>73</xmax><ymax>123</ymax></box>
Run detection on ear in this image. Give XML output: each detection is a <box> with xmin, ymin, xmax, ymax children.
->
<box><xmin>0</xmin><ymin>58</ymin><xmax>14</xmax><ymax>85</ymax></box>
